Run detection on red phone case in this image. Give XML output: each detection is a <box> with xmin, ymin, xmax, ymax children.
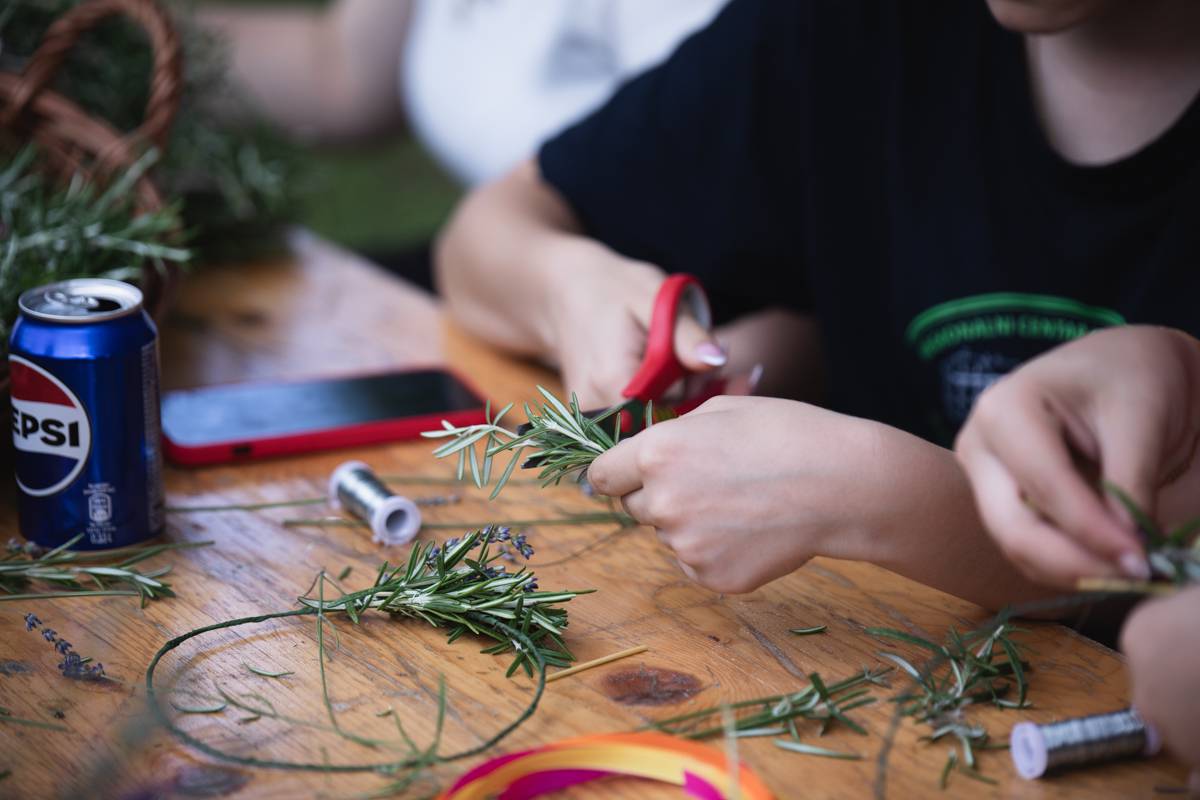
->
<box><xmin>162</xmin><ymin>367</ymin><xmax>489</xmax><ymax>466</ymax></box>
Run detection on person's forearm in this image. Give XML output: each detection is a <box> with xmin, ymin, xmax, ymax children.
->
<box><xmin>436</xmin><ymin>160</ymin><xmax>606</xmax><ymax>359</ymax></box>
<box><xmin>198</xmin><ymin>0</ymin><xmax>408</xmax><ymax>140</ymax></box>
<box><xmin>843</xmin><ymin>425</ymin><xmax>1058</xmax><ymax>611</ymax></box>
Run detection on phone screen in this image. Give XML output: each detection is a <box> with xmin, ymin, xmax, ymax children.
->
<box><xmin>162</xmin><ymin>369</ymin><xmax>483</xmax><ymax>446</ymax></box>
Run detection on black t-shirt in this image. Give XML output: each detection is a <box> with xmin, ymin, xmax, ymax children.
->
<box><xmin>539</xmin><ymin>0</ymin><xmax>1200</xmax><ymax>446</ymax></box>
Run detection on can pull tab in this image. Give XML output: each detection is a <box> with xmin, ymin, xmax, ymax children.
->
<box><xmin>44</xmin><ymin>291</ymin><xmax>120</xmax><ymax>315</ymax></box>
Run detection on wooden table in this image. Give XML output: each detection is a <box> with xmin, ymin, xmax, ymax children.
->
<box><xmin>0</xmin><ymin>233</ymin><xmax>1188</xmax><ymax>799</ymax></box>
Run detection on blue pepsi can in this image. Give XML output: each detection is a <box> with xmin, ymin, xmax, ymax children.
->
<box><xmin>9</xmin><ymin>279</ymin><xmax>164</xmax><ymax>549</ymax></box>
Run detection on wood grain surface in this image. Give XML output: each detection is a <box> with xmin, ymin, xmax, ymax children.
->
<box><xmin>0</xmin><ymin>235</ymin><xmax>1188</xmax><ymax>799</ymax></box>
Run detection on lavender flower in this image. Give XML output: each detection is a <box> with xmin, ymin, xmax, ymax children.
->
<box><xmin>512</xmin><ymin>533</ymin><xmax>534</xmax><ymax>559</ymax></box>
<box><xmin>484</xmin><ymin>526</ymin><xmax>512</xmax><ymax>543</ymax></box>
<box><xmin>25</xmin><ymin>614</ymin><xmax>106</xmax><ymax>681</ymax></box>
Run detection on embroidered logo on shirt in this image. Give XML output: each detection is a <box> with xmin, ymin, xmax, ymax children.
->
<box><xmin>905</xmin><ymin>292</ymin><xmax>1125</xmax><ymax>438</ymax></box>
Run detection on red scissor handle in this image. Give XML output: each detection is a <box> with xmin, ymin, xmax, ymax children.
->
<box><xmin>622</xmin><ymin>273</ymin><xmax>712</xmax><ymax>402</ymax></box>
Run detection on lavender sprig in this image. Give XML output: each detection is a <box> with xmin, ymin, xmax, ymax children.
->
<box><xmin>24</xmin><ymin>613</ymin><xmax>105</xmax><ymax>681</ymax></box>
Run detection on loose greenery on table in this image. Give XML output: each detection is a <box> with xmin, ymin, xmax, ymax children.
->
<box><xmin>868</xmin><ymin>620</ymin><xmax>1028</xmax><ymax>788</ymax></box>
<box><xmin>1</xmin><ymin>534</ymin><xmax>211</xmax><ymax>605</ymax></box>
<box><xmin>424</xmin><ymin>388</ymin><xmax>642</xmax><ymax>499</ymax></box>
<box><xmin>146</xmin><ymin>527</ymin><xmax>589</xmax><ymax>777</ymax></box>
<box><xmin>1</xmin><ymin>0</ymin><xmax>298</xmax><ymax>262</ymax></box>
<box><xmin>645</xmin><ymin>667</ymin><xmax>892</xmax><ymax>761</ymax></box>
<box><xmin>0</xmin><ymin>706</ymin><xmax>67</xmax><ymax>732</ymax></box>
<box><xmin>0</xmin><ymin>147</ymin><xmax>191</xmax><ymax>364</ymax></box>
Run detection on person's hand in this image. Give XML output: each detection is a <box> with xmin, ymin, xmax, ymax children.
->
<box><xmin>1121</xmin><ymin>586</ymin><xmax>1200</xmax><ymax>772</ymax></box>
<box><xmin>544</xmin><ymin>241</ymin><xmax>726</xmax><ymax>408</ymax></box>
<box><xmin>954</xmin><ymin>326</ymin><xmax>1200</xmax><ymax>588</ymax></box>
<box><xmin>586</xmin><ymin>396</ymin><xmax>898</xmax><ymax>593</ymax></box>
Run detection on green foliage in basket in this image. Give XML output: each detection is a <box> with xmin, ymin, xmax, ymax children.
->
<box><xmin>0</xmin><ymin>0</ymin><xmax>301</xmax><ymax>262</ymax></box>
<box><xmin>0</xmin><ymin>146</ymin><xmax>190</xmax><ymax>364</ymax></box>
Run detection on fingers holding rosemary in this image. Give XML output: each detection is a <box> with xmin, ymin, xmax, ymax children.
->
<box><xmin>956</xmin><ymin>326</ymin><xmax>1200</xmax><ymax>588</ymax></box>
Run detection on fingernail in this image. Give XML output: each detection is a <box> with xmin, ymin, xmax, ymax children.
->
<box><xmin>1118</xmin><ymin>552</ymin><xmax>1151</xmax><ymax>581</ymax></box>
<box><xmin>748</xmin><ymin>363</ymin><xmax>764</xmax><ymax>393</ymax></box>
<box><xmin>696</xmin><ymin>342</ymin><xmax>727</xmax><ymax>367</ymax></box>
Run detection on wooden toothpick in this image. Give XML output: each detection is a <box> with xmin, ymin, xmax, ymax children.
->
<box><xmin>546</xmin><ymin>645</ymin><xmax>649</xmax><ymax>683</ymax></box>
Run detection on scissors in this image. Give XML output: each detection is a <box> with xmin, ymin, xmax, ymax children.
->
<box><xmin>519</xmin><ymin>273</ymin><xmax>743</xmax><ymax>464</ymax></box>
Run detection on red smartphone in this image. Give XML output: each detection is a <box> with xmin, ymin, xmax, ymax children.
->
<box><xmin>161</xmin><ymin>368</ymin><xmax>488</xmax><ymax>466</ymax></box>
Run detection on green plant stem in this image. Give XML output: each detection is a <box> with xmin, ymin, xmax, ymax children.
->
<box><xmin>314</xmin><ymin>574</ymin><xmax>390</xmax><ymax>749</ymax></box>
<box><xmin>0</xmin><ymin>714</ymin><xmax>69</xmax><ymax>731</ymax></box>
<box><xmin>167</xmin><ymin>498</ymin><xmax>327</xmax><ymax>513</ymax></box>
<box><xmin>281</xmin><ymin>512</ymin><xmax>633</xmax><ymax>531</ymax></box>
<box><xmin>145</xmin><ymin>609</ymin><xmax>547</xmax><ymax>773</ymax></box>
<box><xmin>0</xmin><ymin>590</ymin><xmax>140</xmax><ymax>602</ymax></box>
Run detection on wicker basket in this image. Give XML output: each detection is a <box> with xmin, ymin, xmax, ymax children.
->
<box><xmin>0</xmin><ymin>0</ymin><xmax>184</xmax><ymax>392</ymax></box>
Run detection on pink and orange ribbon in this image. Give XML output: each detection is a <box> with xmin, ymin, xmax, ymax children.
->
<box><xmin>438</xmin><ymin>731</ymin><xmax>774</xmax><ymax>799</ymax></box>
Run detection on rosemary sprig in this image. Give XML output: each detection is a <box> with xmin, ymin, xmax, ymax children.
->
<box><xmin>1104</xmin><ymin>482</ymin><xmax>1200</xmax><ymax>585</ymax></box>
<box><xmin>423</xmin><ymin>388</ymin><xmax>636</xmax><ymax>499</ymax></box>
<box><xmin>644</xmin><ymin>667</ymin><xmax>891</xmax><ymax>741</ymax></box>
<box><xmin>297</xmin><ymin>527</ymin><xmax>588</xmax><ymax>677</ymax></box>
<box><xmin>0</xmin><ymin>536</ymin><xmax>211</xmax><ymax>606</ymax></box>
<box><xmin>868</xmin><ymin>621</ymin><xmax>1029</xmax><ymax>788</ymax></box>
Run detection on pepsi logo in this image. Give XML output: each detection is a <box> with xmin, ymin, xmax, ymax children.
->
<box><xmin>9</xmin><ymin>355</ymin><xmax>92</xmax><ymax>497</ymax></box>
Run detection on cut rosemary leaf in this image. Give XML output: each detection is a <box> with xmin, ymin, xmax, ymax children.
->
<box><xmin>245</xmin><ymin>664</ymin><xmax>294</xmax><ymax>679</ymax></box>
<box><xmin>773</xmin><ymin>740</ymin><xmax>862</xmax><ymax>760</ymax></box>
<box><xmin>170</xmin><ymin>699</ymin><xmax>227</xmax><ymax>714</ymax></box>
<box><xmin>877</xmin><ymin>619</ymin><xmax>1029</xmax><ymax>788</ymax></box>
<box><xmin>789</xmin><ymin>625</ymin><xmax>827</xmax><ymax>636</ymax></box>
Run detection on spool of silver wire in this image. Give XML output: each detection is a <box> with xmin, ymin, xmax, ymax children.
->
<box><xmin>328</xmin><ymin>461</ymin><xmax>421</xmax><ymax>546</ymax></box>
<box><xmin>1011</xmin><ymin>708</ymin><xmax>1161</xmax><ymax>779</ymax></box>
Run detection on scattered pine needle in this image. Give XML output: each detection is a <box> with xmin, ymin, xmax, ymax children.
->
<box><xmin>170</xmin><ymin>699</ymin><xmax>227</xmax><ymax>714</ymax></box>
<box><xmin>245</xmin><ymin>663</ymin><xmax>294</xmax><ymax>679</ymax></box>
<box><xmin>773</xmin><ymin>739</ymin><xmax>861</xmax><ymax>760</ymax></box>
<box><xmin>790</xmin><ymin>625</ymin><xmax>827</xmax><ymax>636</ymax></box>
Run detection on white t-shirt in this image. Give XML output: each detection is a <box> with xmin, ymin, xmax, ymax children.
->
<box><xmin>402</xmin><ymin>0</ymin><xmax>728</xmax><ymax>185</ymax></box>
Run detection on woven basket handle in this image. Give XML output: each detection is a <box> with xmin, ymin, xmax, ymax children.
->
<box><xmin>1</xmin><ymin>0</ymin><xmax>182</xmax><ymax>152</ymax></box>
